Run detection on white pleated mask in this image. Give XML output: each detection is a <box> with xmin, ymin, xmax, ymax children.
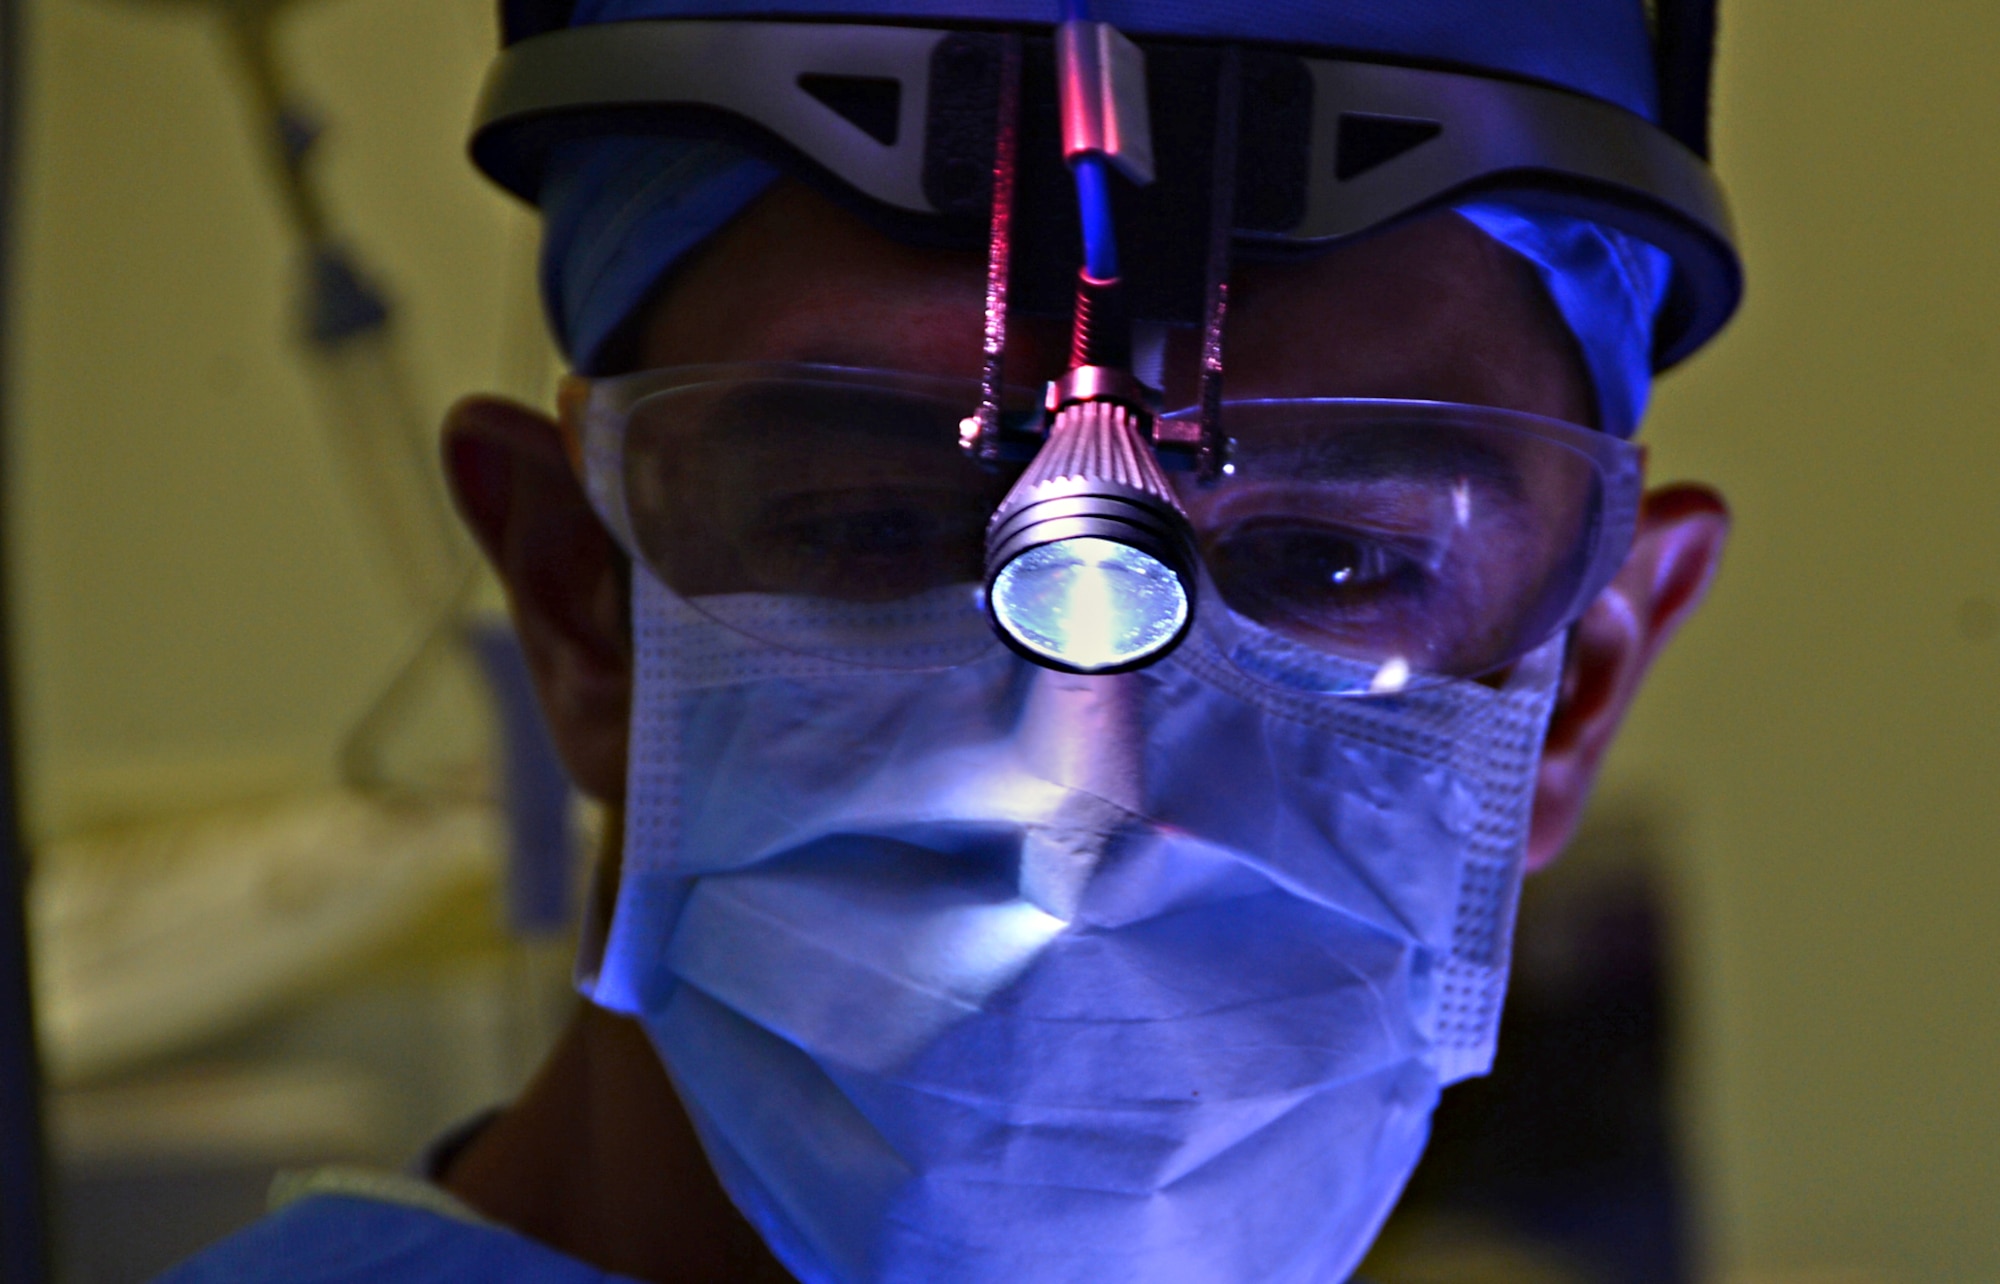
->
<box><xmin>584</xmin><ymin>567</ymin><xmax>1564</xmax><ymax>1284</ymax></box>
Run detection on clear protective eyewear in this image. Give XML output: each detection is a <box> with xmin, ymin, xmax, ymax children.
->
<box><xmin>579</xmin><ymin>363</ymin><xmax>1641</xmax><ymax>695</ymax></box>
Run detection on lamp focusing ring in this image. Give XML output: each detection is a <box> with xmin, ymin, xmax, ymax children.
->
<box><xmin>984</xmin><ymin>396</ymin><xmax>1199</xmax><ymax>673</ymax></box>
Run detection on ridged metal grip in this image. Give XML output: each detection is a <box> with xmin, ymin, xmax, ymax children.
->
<box><xmin>985</xmin><ymin>397</ymin><xmax>1194</xmax><ymax>582</ymax></box>
<box><xmin>1000</xmin><ymin>400</ymin><xmax>1182</xmax><ymax>520</ymax></box>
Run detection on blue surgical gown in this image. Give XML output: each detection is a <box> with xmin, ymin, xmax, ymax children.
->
<box><xmin>154</xmin><ymin>1176</ymin><xmax>645</xmax><ymax>1284</ymax></box>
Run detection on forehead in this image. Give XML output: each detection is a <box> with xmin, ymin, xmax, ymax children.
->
<box><xmin>631</xmin><ymin>180</ymin><xmax>1596</xmax><ymax>428</ymax></box>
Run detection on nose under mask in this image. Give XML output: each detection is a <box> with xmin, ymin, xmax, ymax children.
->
<box><xmin>584</xmin><ymin>569</ymin><xmax>1565</xmax><ymax>1284</ymax></box>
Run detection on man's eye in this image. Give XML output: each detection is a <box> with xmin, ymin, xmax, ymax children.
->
<box><xmin>748</xmin><ymin>489</ymin><xmax>987</xmax><ymax>599</ymax></box>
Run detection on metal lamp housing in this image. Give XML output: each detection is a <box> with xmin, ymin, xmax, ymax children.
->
<box><xmin>984</xmin><ymin>393</ymin><xmax>1198</xmax><ymax>673</ymax></box>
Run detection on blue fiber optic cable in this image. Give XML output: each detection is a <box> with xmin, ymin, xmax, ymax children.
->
<box><xmin>1061</xmin><ymin>0</ymin><xmax>1119</xmax><ymax>281</ymax></box>
<box><xmin>1074</xmin><ymin>155</ymin><xmax>1119</xmax><ymax>279</ymax></box>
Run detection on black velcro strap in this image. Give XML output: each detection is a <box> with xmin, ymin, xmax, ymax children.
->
<box><xmin>1653</xmin><ymin>0</ymin><xmax>1717</xmax><ymax>160</ymax></box>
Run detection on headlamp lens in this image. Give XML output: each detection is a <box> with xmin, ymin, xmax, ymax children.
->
<box><xmin>990</xmin><ymin>537</ymin><xmax>1189</xmax><ymax>672</ymax></box>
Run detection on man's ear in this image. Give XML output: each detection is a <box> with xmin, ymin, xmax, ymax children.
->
<box><xmin>1526</xmin><ymin>483</ymin><xmax>1730</xmax><ymax>869</ymax></box>
<box><xmin>442</xmin><ymin>394</ymin><xmax>631</xmax><ymax>803</ymax></box>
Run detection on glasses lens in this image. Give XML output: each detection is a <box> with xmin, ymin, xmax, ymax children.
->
<box><xmin>606</xmin><ymin>367</ymin><xmax>1021</xmax><ymax>668</ymax></box>
<box><xmin>991</xmin><ymin>537</ymin><xmax>1191</xmax><ymax>672</ymax></box>
<box><xmin>1165</xmin><ymin>400</ymin><xmax>1636</xmax><ymax>689</ymax></box>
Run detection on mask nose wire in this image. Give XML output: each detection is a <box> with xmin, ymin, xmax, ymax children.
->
<box><xmin>1009</xmin><ymin>666</ymin><xmax>1147</xmax><ymax>920</ymax></box>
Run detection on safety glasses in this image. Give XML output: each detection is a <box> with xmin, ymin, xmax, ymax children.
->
<box><xmin>578</xmin><ymin>363</ymin><xmax>1640</xmax><ymax>694</ymax></box>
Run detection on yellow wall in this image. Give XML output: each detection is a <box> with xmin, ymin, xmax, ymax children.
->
<box><xmin>12</xmin><ymin>0</ymin><xmax>538</xmax><ymax>835</ymax></box>
<box><xmin>10</xmin><ymin>0</ymin><xmax>1996</xmax><ymax>1279</ymax></box>
<box><xmin>1612</xmin><ymin>2</ymin><xmax>2000</xmax><ymax>1279</ymax></box>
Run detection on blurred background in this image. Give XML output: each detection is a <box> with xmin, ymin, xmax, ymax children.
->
<box><xmin>9</xmin><ymin>2</ymin><xmax>578</xmax><ymax>1279</ymax></box>
<box><xmin>2</xmin><ymin>1</ymin><xmax>1994</xmax><ymax>1281</ymax></box>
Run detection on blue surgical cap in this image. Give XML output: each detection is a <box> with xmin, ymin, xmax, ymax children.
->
<box><xmin>538</xmin><ymin>1</ymin><xmax>1675</xmax><ymax>437</ymax></box>
<box><xmin>539</xmin><ymin>138</ymin><xmax>780</xmax><ymax>375</ymax></box>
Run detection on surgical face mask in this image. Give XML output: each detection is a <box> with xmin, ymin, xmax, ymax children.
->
<box><xmin>582</xmin><ymin>558</ymin><xmax>1565</xmax><ymax>1284</ymax></box>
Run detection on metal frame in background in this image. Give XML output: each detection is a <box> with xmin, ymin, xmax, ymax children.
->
<box><xmin>0</xmin><ymin>0</ymin><xmax>50</xmax><ymax>1279</ymax></box>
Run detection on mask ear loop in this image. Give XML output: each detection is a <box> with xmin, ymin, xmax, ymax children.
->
<box><xmin>973</xmin><ymin>33</ymin><xmax>1023</xmax><ymax>464</ymax></box>
<box><xmin>1196</xmin><ymin>45</ymin><xmax>1242</xmax><ymax>483</ymax></box>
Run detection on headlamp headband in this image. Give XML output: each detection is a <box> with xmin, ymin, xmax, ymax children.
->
<box><xmin>470</xmin><ymin>18</ymin><xmax>1739</xmax><ymax>367</ymax></box>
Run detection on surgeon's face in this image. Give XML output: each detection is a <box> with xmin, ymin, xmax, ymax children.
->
<box><xmin>444</xmin><ymin>178</ymin><xmax>1728</xmax><ymax>870</ymax></box>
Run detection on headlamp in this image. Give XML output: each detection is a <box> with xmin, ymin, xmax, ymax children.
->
<box><xmin>985</xmin><ymin>370</ymin><xmax>1196</xmax><ymax>673</ymax></box>
<box><xmin>973</xmin><ymin>13</ymin><xmax>1202</xmax><ymax>673</ymax></box>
